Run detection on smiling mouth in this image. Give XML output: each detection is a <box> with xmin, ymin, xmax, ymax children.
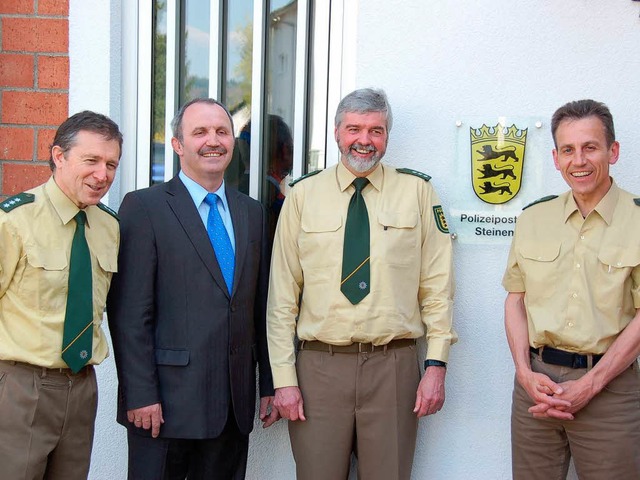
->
<box><xmin>571</xmin><ymin>171</ymin><xmax>592</xmax><ymax>178</ymax></box>
<box><xmin>351</xmin><ymin>146</ymin><xmax>375</xmax><ymax>155</ymax></box>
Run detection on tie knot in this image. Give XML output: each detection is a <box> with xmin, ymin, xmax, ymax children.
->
<box><xmin>353</xmin><ymin>177</ymin><xmax>369</xmax><ymax>192</ymax></box>
<box><xmin>204</xmin><ymin>193</ymin><xmax>219</xmax><ymax>207</ymax></box>
<box><xmin>75</xmin><ymin>211</ymin><xmax>87</xmax><ymax>226</ymax></box>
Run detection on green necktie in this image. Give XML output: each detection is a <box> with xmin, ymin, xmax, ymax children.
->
<box><xmin>341</xmin><ymin>177</ymin><xmax>370</xmax><ymax>304</ymax></box>
<box><xmin>62</xmin><ymin>211</ymin><xmax>93</xmax><ymax>372</ymax></box>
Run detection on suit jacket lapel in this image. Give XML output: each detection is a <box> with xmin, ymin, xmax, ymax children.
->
<box><xmin>227</xmin><ymin>188</ymin><xmax>248</xmax><ymax>297</ymax></box>
<box><xmin>164</xmin><ymin>177</ymin><xmax>230</xmax><ymax>297</ymax></box>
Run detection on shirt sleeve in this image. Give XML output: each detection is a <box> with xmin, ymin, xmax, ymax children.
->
<box><xmin>0</xmin><ymin>215</ymin><xmax>21</xmax><ymax>299</ymax></box>
<box><xmin>502</xmin><ymin>221</ymin><xmax>526</xmax><ymax>293</ymax></box>
<box><xmin>266</xmin><ymin>186</ymin><xmax>304</xmax><ymax>388</ymax></box>
<box><xmin>418</xmin><ymin>183</ymin><xmax>456</xmax><ymax>363</ymax></box>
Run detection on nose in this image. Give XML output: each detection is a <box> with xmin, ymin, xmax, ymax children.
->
<box><xmin>206</xmin><ymin>132</ymin><xmax>220</xmax><ymax>146</ymax></box>
<box><xmin>357</xmin><ymin>130</ymin><xmax>372</xmax><ymax>145</ymax></box>
<box><xmin>93</xmin><ymin>163</ymin><xmax>108</xmax><ymax>182</ymax></box>
<box><xmin>574</xmin><ymin>150</ymin><xmax>587</xmax><ymax>166</ymax></box>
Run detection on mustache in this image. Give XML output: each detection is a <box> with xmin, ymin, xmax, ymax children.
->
<box><xmin>198</xmin><ymin>146</ymin><xmax>228</xmax><ymax>155</ymax></box>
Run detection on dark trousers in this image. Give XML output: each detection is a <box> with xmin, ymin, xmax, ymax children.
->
<box><xmin>126</xmin><ymin>411</ymin><xmax>249</xmax><ymax>480</ymax></box>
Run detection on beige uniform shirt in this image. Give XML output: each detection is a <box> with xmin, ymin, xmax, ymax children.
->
<box><xmin>0</xmin><ymin>177</ymin><xmax>119</xmax><ymax>367</ymax></box>
<box><xmin>502</xmin><ymin>181</ymin><xmax>640</xmax><ymax>354</ymax></box>
<box><xmin>268</xmin><ymin>162</ymin><xmax>456</xmax><ymax>388</ymax></box>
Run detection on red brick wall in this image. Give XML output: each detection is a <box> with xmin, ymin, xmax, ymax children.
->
<box><xmin>0</xmin><ymin>0</ymin><xmax>69</xmax><ymax>200</ymax></box>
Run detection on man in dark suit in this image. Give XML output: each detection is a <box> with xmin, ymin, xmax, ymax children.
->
<box><xmin>107</xmin><ymin>98</ymin><xmax>278</xmax><ymax>480</ymax></box>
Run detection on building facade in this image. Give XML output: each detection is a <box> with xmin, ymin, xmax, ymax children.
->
<box><xmin>2</xmin><ymin>1</ymin><xmax>640</xmax><ymax>478</ymax></box>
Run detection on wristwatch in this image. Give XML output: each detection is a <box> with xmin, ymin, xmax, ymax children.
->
<box><xmin>424</xmin><ymin>359</ymin><xmax>447</xmax><ymax>369</ymax></box>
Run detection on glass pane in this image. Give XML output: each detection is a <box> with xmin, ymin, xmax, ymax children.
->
<box><xmin>263</xmin><ymin>0</ymin><xmax>297</xmax><ymax>239</ymax></box>
<box><xmin>150</xmin><ymin>0</ymin><xmax>168</xmax><ymax>185</ymax></box>
<box><xmin>223</xmin><ymin>0</ymin><xmax>255</xmax><ymax>195</ymax></box>
<box><xmin>183</xmin><ymin>0</ymin><xmax>210</xmax><ymax>102</ymax></box>
<box><xmin>306</xmin><ymin>0</ymin><xmax>330</xmax><ymax>174</ymax></box>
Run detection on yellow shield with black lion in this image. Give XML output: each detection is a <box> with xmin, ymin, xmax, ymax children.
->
<box><xmin>470</xmin><ymin>123</ymin><xmax>527</xmax><ymax>205</ymax></box>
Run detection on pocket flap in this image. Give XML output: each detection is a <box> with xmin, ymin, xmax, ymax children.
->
<box><xmin>521</xmin><ymin>242</ymin><xmax>561</xmax><ymax>262</ymax></box>
<box><xmin>96</xmin><ymin>251</ymin><xmax>118</xmax><ymax>273</ymax></box>
<box><xmin>26</xmin><ymin>250</ymin><xmax>67</xmax><ymax>270</ymax></box>
<box><xmin>598</xmin><ymin>246</ymin><xmax>640</xmax><ymax>268</ymax></box>
<box><xmin>155</xmin><ymin>349</ymin><xmax>190</xmax><ymax>366</ymax></box>
<box><xmin>301</xmin><ymin>214</ymin><xmax>342</xmax><ymax>233</ymax></box>
<box><xmin>377</xmin><ymin>211</ymin><xmax>418</xmax><ymax>229</ymax></box>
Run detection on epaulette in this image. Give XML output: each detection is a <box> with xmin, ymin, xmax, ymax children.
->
<box><xmin>97</xmin><ymin>202</ymin><xmax>119</xmax><ymax>221</ymax></box>
<box><xmin>396</xmin><ymin>168</ymin><xmax>431</xmax><ymax>182</ymax></box>
<box><xmin>0</xmin><ymin>192</ymin><xmax>35</xmax><ymax>213</ymax></box>
<box><xmin>634</xmin><ymin>198</ymin><xmax>640</xmax><ymax>206</ymax></box>
<box><xmin>289</xmin><ymin>169</ymin><xmax>322</xmax><ymax>187</ymax></box>
<box><xmin>523</xmin><ymin>195</ymin><xmax>558</xmax><ymax>211</ymax></box>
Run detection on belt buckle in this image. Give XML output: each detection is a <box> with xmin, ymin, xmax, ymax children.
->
<box><xmin>358</xmin><ymin>342</ymin><xmax>374</xmax><ymax>353</ymax></box>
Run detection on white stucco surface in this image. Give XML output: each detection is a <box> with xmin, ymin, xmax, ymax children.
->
<box><xmin>67</xmin><ymin>1</ymin><xmax>640</xmax><ymax>478</ymax></box>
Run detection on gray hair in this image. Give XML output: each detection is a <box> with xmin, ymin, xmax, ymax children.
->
<box><xmin>171</xmin><ymin>98</ymin><xmax>234</xmax><ymax>142</ymax></box>
<box><xmin>334</xmin><ymin>88</ymin><xmax>393</xmax><ymax>133</ymax></box>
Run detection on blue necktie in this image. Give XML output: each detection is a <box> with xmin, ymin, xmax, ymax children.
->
<box><xmin>204</xmin><ymin>193</ymin><xmax>235</xmax><ymax>294</ymax></box>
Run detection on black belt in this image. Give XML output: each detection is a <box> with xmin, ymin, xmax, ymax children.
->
<box><xmin>299</xmin><ymin>338</ymin><xmax>416</xmax><ymax>354</ymax></box>
<box><xmin>0</xmin><ymin>359</ymin><xmax>92</xmax><ymax>376</ymax></box>
<box><xmin>530</xmin><ymin>346</ymin><xmax>603</xmax><ymax>369</ymax></box>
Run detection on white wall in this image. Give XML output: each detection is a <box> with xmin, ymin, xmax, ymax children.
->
<box><xmin>70</xmin><ymin>1</ymin><xmax>640</xmax><ymax>478</ymax></box>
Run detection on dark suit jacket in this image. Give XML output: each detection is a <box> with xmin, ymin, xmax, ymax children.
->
<box><xmin>107</xmin><ymin>176</ymin><xmax>273</xmax><ymax>439</ymax></box>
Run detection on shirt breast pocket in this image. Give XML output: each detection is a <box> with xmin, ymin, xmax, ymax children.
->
<box><xmin>596</xmin><ymin>246</ymin><xmax>640</xmax><ymax>308</ymax></box>
<box><xmin>300</xmin><ymin>214</ymin><xmax>342</xmax><ymax>269</ymax></box>
<box><xmin>23</xmin><ymin>248</ymin><xmax>68</xmax><ymax>312</ymax></box>
<box><xmin>377</xmin><ymin>211</ymin><xmax>419</xmax><ymax>266</ymax></box>
<box><xmin>519</xmin><ymin>241</ymin><xmax>561</xmax><ymax>297</ymax></box>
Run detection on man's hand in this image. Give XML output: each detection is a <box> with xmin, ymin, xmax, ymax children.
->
<box><xmin>127</xmin><ymin>403</ymin><xmax>164</xmax><ymax>438</ymax></box>
<box><xmin>530</xmin><ymin>376</ymin><xmax>597</xmax><ymax>419</ymax></box>
<box><xmin>259</xmin><ymin>396</ymin><xmax>280</xmax><ymax>428</ymax></box>
<box><xmin>517</xmin><ymin>370</ymin><xmax>573</xmax><ymax>420</ymax></box>
<box><xmin>414</xmin><ymin>366</ymin><xmax>446</xmax><ymax>417</ymax></box>
<box><xmin>273</xmin><ymin>386</ymin><xmax>306</xmax><ymax>421</ymax></box>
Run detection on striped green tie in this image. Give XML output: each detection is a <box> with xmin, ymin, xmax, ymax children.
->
<box><xmin>341</xmin><ymin>177</ymin><xmax>370</xmax><ymax>304</ymax></box>
<box><xmin>61</xmin><ymin>211</ymin><xmax>93</xmax><ymax>372</ymax></box>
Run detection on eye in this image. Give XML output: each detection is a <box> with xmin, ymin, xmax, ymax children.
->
<box><xmin>561</xmin><ymin>147</ymin><xmax>573</xmax><ymax>155</ymax></box>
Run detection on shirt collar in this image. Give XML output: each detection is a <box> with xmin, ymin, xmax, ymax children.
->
<box><xmin>336</xmin><ymin>160</ymin><xmax>384</xmax><ymax>192</ymax></box>
<box><xmin>563</xmin><ymin>178</ymin><xmax>619</xmax><ymax>225</ymax></box>
<box><xmin>46</xmin><ymin>176</ymin><xmax>86</xmax><ymax>226</ymax></box>
<box><xmin>179</xmin><ymin>170</ymin><xmax>230</xmax><ymax>212</ymax></box>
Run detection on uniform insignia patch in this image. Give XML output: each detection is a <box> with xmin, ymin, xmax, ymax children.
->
<box><xmin>522</xmin><ymin>195</ymin><xmax>558</xmax><ymax>211</ymax></box>
<box><xmin>97</xmin><ymin>202</ymin><xmax>119</xmax><ymax>221</ymax></box>
<box><xmin>396</xmin><ymin>168</ymin><xmax>431</xmax><ymax>182</ymax></box>
<box><xmin>433</xmin><ymin>205</ymin><xmax>449</xmax><ymax>234</ymax></box>
<box><xmin>289</xmin><ymin>169</ymin><xmax>322</xmax><ymax>187</ymax></box>
<box><xmin>0</xmin><ymin>192</ymin><xmax>35</xmax><ymax>213</ymax></box>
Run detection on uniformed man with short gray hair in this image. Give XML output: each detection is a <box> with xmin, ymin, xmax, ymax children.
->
<box><xmin>267</xmin><ymin>87</ymin><xmax>456</xmax><ymax>479</ymax></box>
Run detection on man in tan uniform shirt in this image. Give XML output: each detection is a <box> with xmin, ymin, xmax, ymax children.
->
<box><xmin>268</xmin><ymin>88</ymin><xmax>456</xmax><ymax>479</ymax></box>
<box><xmin>0</xmin><ymin>111</ymin><xmax>122</xmax><ymax>479</ymax></box>
<box><xmin>503</xmin><ymin>99</ymin><xmax>640</xmax><ymax>479</ymax></box>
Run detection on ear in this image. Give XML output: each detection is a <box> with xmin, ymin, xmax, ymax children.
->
<box><xmin>334</xmin><ymin>126</ymin><xmax>339</xmax><ymax>143</ymax></box>
<box><xmin>552</xmin><ymin>149</ymin><xmax>560</xmax><ymax>171</ymax></box>
<box><xmin>171</xmin><ymin>137</ymin><xmax>183</xmax><ymax>156</ymax></box>
<box><xmin>608</xmin><ymin>141</ymin><xmax>620</xmax><ymax>166</ymax></box>
<box><xmin>51</xmin><ymin>145</ymin><xmax>66</xmax><ymax>169</ymax></box>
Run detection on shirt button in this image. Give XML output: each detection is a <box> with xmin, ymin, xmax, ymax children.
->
<box><xmin>568</xmin><ymin>322</ymin><xmax>574</xmax><ymax>327</ymax></box>
<box><xmin>572</xmin><ymin>293</ymin><xmax>578</xmax><ymax>298</ymax></box>
<box><xmin>576</xmin><ymin>263</ymin><xmax>581</xmax><ymax>269</ymax></box>
<box><xmin>580</xmin><ymin>235</ymin><xmax>585</xmax><ymax>240</ymax></box>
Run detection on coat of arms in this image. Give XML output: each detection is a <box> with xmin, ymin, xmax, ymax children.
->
<box><xmin>470</xmin><ymin>123</ymin><xmax>527</xmax><ymax>205</ymax></box>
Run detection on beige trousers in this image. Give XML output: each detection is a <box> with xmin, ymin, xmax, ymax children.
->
<box><xmin>512</xmin><ymin>353</ymin><xmax>640</xmax><ymax>480</ymax></box>
<box><xmin>289</xmin><ymin>345</ymin><xmax>420</xmax><ymax>480</ymax></box>
<box><xmin>0</xmin><ymin>360</ymin><xmax>97</xmax><ymax>480</ymax></box>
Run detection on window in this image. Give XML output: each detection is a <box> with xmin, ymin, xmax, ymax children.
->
<box><xmin>123</xmin><ymin>0</ymin><xmax>345</xmax><ymax>238</ymax></box>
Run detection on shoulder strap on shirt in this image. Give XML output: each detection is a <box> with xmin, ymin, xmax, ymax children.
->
<box><xmin>97</xmin><ymin>202</ymin><xmax>119</xmax><ymax>221</ymax></box>
<box><xmin>0</xmin><ymin>192</ymin><xmax>35</xmax><ymax>213</ymax></box>
<box><xmin>396</xmin><ymin>168</ymin><xmax>431</xmax><ymax>182</ymax></box>
<box><xmin>289</xmin><ymin>169</ymin><xmax>322</xmax><ymax>187</ymax></box>
<box><xmin>523</xmin><ymin>195</ymin><xmax>558</xmax><ymax>211</ymax></box>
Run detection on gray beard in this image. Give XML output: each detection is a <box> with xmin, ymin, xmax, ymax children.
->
<box><xmin>344</xmin><ymin>151</ymin><xmax>382</xmax><ymax>173</ymax></box>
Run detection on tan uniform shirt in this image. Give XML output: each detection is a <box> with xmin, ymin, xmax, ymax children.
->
<box><xmin>0</xmin><ymin>177</ymin><xmax>119</xmax><ymax>367</ymax></box>
<box><xmin>268</xmin><ymin>162</ymin><xmax>456</xmax><ymax>388</ymax></box>
<box><xmin>502</xmin><ymin>181</ymin><xmax>640</xmax><ymax>354</ymax></box>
